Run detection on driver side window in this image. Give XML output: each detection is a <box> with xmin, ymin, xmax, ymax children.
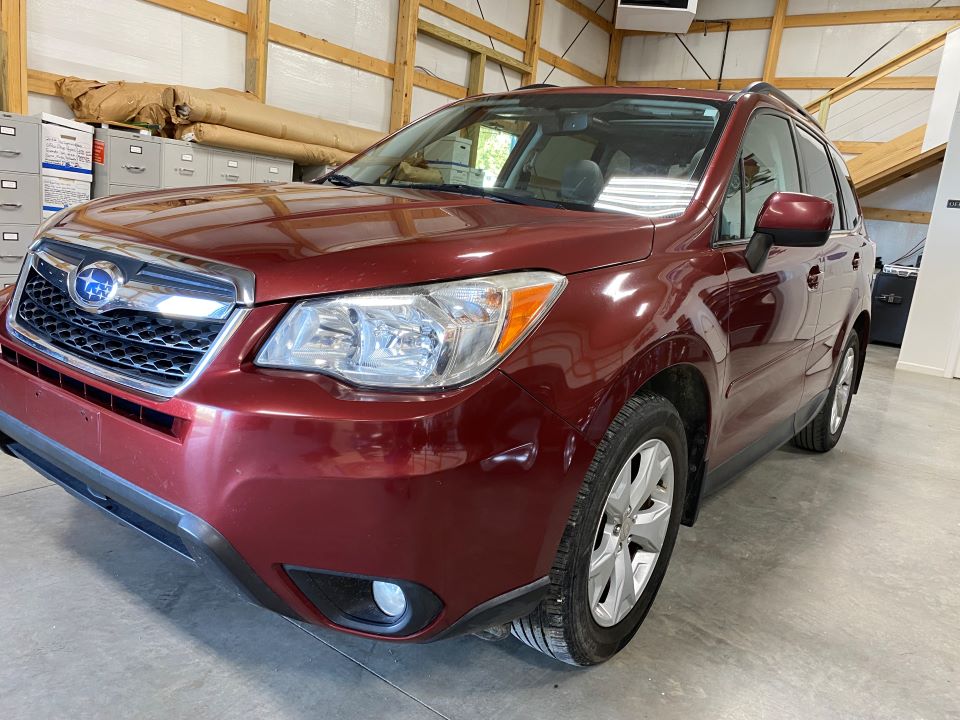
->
<box><xmin>721</xmin><ymin>114</ymin><xmax>802</xmax><ymax>243</ymax></box>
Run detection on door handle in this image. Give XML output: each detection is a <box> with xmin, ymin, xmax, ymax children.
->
<box><xmin>852</xmin><ymin>252</ymin><xmax>860</xmax><ymax>270</ymax></box>
<box><xmin>0</xmin><ymin>149</ymin><xmax>21</xmax><ymax>157</ymax></box>
<box><xmin>807</xmin><ymin>265</ymin><xmax>822</xmax><ymax>290</ymax></box>
<box><xmin>176</xmin><ymin>167</ymin><xmax>195</xmax><ymax>175</ymax></box>
<box><xmin>222</xmin><ymin>173</ymin><xmax>240</xmax><ymax>181</ymax></box>
<box><xmin>0</xmin><ymin>202</ymin><xmax>23</xmax><ymax>209</ymax></box>
<box><xmin>122</xmin><ymin>164</ymin><xmax>146</xmax><ymax>172</ymax></box>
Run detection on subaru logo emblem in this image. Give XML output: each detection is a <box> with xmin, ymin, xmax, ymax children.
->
<box><xmin>71</xmin><ymin>261</ymin><xmax>124</xmax><ymax>309</ymax></box>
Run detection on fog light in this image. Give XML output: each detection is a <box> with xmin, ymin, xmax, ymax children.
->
<box><xmin>372</xmin><ymin>581</ymin><xmax>407</xmax><ymax>617</ymax></box>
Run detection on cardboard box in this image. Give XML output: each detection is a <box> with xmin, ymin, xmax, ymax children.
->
<box><xmin>42</xmin><ymin>174</ymin><xmax>91</xmax><ymax>217</ymax></box>
<box><xmin>424</xmin><ymin>136</ymin><xmax>472</xmax><ymax>167</ymax></box>
<box><xmin>427</xmin><ymin>164</ymin><xmax>470</xmax><ymax>185</ymax></box>
<box><xmin>468</xmin><ymin>168</ymin><xmax>485</xmax><ymax>187</ymax></box>
<box><xmin>40</xmin><ymin>113</ymin><xmax>94</xmax><ymax>180</ymax></box>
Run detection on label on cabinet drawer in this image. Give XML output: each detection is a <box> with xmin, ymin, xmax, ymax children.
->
<box><xmin>1</xmin><ymin>180</ymin><xmax>17</xmax><ymax>189</ymax></box>
<box><xmin>0</xmin><ymin>126</ymin><xmax>15</xmax><ymax>136</ymax></box>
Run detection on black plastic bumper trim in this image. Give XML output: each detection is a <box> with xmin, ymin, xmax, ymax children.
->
<box><xmin>0</xmin><ymin>409</ymin><xmax>299</xmax><ymax>620</ymax></box>
<box><xmin>428</xmin><ymin>575</ymin><xmax>551</xmax><ymax>641</ymax></box>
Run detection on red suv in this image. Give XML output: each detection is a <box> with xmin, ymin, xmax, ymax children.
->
<box><xmin>0</xmin><ymin>83</ymin><xmax>872</xmax><ymax>665</ymax></box>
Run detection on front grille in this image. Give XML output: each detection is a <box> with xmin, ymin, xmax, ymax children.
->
<box><xmin>15</xmin><ymin>269</ymin><xmax>225</xmax><ymax>387</ymax></box>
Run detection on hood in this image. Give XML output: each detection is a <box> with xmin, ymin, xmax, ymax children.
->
<box><xmin>62</xmin><ymin>183</ymin><xmax>654</xmax><ymax>303</ymax></box>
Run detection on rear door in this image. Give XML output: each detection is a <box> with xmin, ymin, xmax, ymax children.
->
<box><xmin>714</xmin><ymin>112</ymin><xmax>824</xmax><ymax>465</ymax></box>
<box><xmin>794</xmin><ymin>125</ymin><xmax>864</xmax><ymax>406</ymax></box>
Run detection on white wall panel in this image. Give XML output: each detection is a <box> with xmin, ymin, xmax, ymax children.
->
<box><xmin>27</xmin><ymin>0</ymin><xmax>243</xmax><ymax>88</ymax></box>
<box><xmin>271</xmin><ymin>0</ymin><xmax>398</xmax><ymax>63</ymax></box>
<box><xmin>541</xmin><ymin>0</ymin><xmax>611</xmax><ymax>77</ymax></box>
<box><xmin>619</xmin><ymin>29</ymin><xmax>767</xmax><ymax>81</ymax></box>
<box><xmin>788</xmin><ymin>0</ymin><xmax>960</xmax><ymax>13</ymax></box>
<box><xmin>483</xmin><ymin>64</ymin><xmax>523</xmax><ymax>93</ymax></box>
<box><xmin>27</xmin><ymin>92</ymin><xmax>71</xmax><ymax>117</ymax></box>
<box><xmin>415</xmin><ymin>34</ymin><xmax>472</xmax><ymax>86</ymax></box>
<box><xmin>826</xmin><ymin>89</ymin><xmax>933</xmax><ymax>141</ymax></box>
<box><xmin>411</xmin><ymin>86</ymin><xmax>451</xmax><ymax>121</ymax></box>
<box><xmin>695</xmin><ymin>0</ymin><xmax>777</xmax><ymax>20</ymax></box>
<box><xmin>439</xmin><ymin>0</ymin><xmax>528</xmax><ymax>37</ymax></box>
<box><xmin>862</xmin><ymin>164</ymin><xmax>940</xmax><ymax>263</ymax></box>
<box><xmin>266</xmin><ymin>43</ymin><xmax>391</xmax><ymax>131</ymax></box>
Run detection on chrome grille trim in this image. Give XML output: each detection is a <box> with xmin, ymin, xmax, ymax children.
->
<box><xmin>5</xmin><ymin>233</ymin><xmax>255</xmax><ymax>399</ymax></box>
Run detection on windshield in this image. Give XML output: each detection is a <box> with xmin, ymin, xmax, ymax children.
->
<box><xmin>328</xmin><ymin>93</ymin><xmax>726</xmax><ymax>217</ymax></box>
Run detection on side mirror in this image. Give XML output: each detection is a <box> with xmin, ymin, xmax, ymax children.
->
<box><xmin>744</xmin><ymin>192</ymin><xmax>834</xmax><ymax>273</ymax></box>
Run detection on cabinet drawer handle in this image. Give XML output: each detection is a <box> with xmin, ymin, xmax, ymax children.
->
<box><xmin>122</xmin><ymin>164</ymin><xmax>147</xmax><ymax>172</ymax></box>
<box><xmin>176</xmin><ymin>167</ymin><xmax>195</xmax><ymax>175</ymax></box>
<box><xmin>222</xmin><ymin>173</ymin><xmax>240</xmax><ymax>181</ymax></box>
<box><xmin>0</xmin><ymin>149</ymin><xmax>21</xmax><ymax>157</ymax></box>
<box><xmin>0</xmin><ymin>202</ymin><xmax>23</xmax><ymax>209</ymax></box>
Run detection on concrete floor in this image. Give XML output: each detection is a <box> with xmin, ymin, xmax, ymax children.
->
<box><xmin>1</xmin><ymin>345</ymin><xmax>958</xmax><ymax>720</ymax></box>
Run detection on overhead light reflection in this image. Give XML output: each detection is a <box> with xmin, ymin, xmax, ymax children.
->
<box><xmin>595</xmin><ymin>176</ymin><xmax>698</xmax><ymax>219</ymax></box>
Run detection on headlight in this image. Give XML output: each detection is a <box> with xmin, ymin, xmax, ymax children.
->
<box><xmin>255</xmin><ymin>271</ymin><xmax>566</xmax><ymax>390</ymax></box>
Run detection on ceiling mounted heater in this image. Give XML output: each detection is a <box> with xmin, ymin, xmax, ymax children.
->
<box><xmin>615</xmin><ymin>1</ymin><xmax>699</xmax><ymax>34</ymax></box>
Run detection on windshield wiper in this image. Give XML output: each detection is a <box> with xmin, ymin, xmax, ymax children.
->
<box><xmin>323</xmin><ymin>173</ymin><xmax>369</xmax><ymax>187</ymax></box>
<box><xmin>394</xmin><ymin>183</ymin><xmax>565</xmax><ymax>209</ymax></box>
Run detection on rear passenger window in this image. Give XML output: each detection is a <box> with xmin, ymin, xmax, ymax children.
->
<box><xmin>829</xmin><ymin>146</ymin><xmax>861</xmax><ymax>229</ymax></box>
<box><xmin>797</xmin><ymin>126</ymin><xmax>841</xmax><ymax>230</ymax></box>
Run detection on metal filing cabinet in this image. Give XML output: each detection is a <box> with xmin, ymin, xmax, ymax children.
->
<box><xmin>162</xmin><ymin>138</ymin><xmax>210</xmax><ymax>188</ymax></box>
<box><xmin>0</xmin><ymin>112</ymin><xmax>41</xmax><ymax>278</ymax></box>
<box><xmin>208</xmin><ymin>149</ymin><xmax>253</xmax><ymax>185</ymax></box>
<box><xmin>253</xmin><ymin>155</ymin><xmax>294</xmax><ymax>184</ymax></box>
<box><xmin>93</xmin><ymin>129</ymin><xmax>162</xmax><ymax>196</ymax></box>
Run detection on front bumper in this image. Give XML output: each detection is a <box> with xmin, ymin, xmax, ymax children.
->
<box><xmin>0</xmin><ymin>304</ymin><xmax>593</xmax><ymax>640</ymax></box>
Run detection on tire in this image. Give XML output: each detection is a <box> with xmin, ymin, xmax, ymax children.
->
<box><xmin>511</xmin><ymin>392</ymin><xmax>688</xmax><ymax>666</ymax></box>
<box><xmin>793</xmin><ymin>333</ymin><xmax>860</xmax><ymax>453</ymax></box>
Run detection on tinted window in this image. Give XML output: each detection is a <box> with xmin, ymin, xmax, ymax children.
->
<box><xmin>829</xmin><ymin>146</ymin><xmax>861</xmax><ymax>229</ymax></box>
<box><xmin>797</xmin><ymin>126</ymin><xmax>841</xmax><ymax>230</ymax></box>
<box><xmin>333</xmin><ymin>95</ymin><xmax>725</xmax><ymax>217</ymax></box>
<box><xmin>739</xmin><ymin>114</ymin><xmax>802</xmax><ymax>234</ymax></box>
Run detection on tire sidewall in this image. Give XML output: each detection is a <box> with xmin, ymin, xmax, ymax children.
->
<box><xmin>564</xmin><ymin>400</ymin><xmax>688</xmax><ymax>663</ymax></box>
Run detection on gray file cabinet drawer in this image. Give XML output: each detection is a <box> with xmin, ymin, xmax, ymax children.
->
<box><xmin>0</xmin><ymin>172</ymin><xmax>41</xmax><ymax>225</ymax></box>
<box><xmin>0</xmin><ymin>253</ymin><xmax>27</xmax><ymax>279</ymax></box>
<box><xmin>0</xmin><ymin>224</ymin><xmax>37</xmax><ymax>258</ymax></box>
<box><xmin>108</xmin><ymin>134</ymin><xmax>161</xmax><ymax>187</ymax></box>
<box><xmin>0</xmin><ymin>275</ymin><xmax>19</xmax><ymax>289</ymax></box>
<box><xmin>109</xmin><ymin>183</ymin><xmax>159</xmax><ymax>197</ymax></box>
<box><xmin>253</xmin><ymin>156</ymin><xmax>293</xmax><ymax>184</ymax></box>
<box><xmin>162</xmin><ymin>142</ymin><xmax>210</xmax><ymax>187</ymax></box>
<box><xmin>209</xmin><ymin>150</ymin><xmax>252</xmax><ymax>184</ymax></box>
<box><xmin>0</xmin><ymin>115</ymin><xmax>40</xmax><ymax>175</ymax></box>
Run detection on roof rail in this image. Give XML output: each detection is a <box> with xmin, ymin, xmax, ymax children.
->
<box><xmin>732</xmin><ymin>81</ymin><xmax>821</xmax><ymax>126</ymax></box>
<box><xmin>515</xmin><ymin>83</ymin><xmax>558</xmax><ymax>90</ymax></box>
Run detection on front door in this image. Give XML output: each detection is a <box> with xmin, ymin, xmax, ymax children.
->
<box><xmin>714</xmin><ymin>112</ymin><xmax>824</xmax><ymax>466</ymax></box>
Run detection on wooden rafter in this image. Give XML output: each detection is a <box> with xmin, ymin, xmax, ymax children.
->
<box><xmin>804</xmin><ymin>27</ymin><xmax>954</xmax><ymax>114</ymax></box>
<box><xmin>421</xmin><ymin>0</ymin><xmax>525</xmax><ymax>50</ymax></box>
<box><xmin>623</xmin><ymin>5</ymin><xmax>960</xmax><ymax>36</ymax></box>
<box><xmin>244</xmin><ymin>0</ymin><xmax>269</xmax><ymax>100</ymax></box>
<box><xmin>762</xmin><ymin>0</ymin><xmax>788</xmax><ymax>83</ymax></box>
<box><xmin>606</xmin><ymin>29</ymin><xmax>623</xmax><ymax>85</ymax></box>
<box><xmin>0</xmin><ymin>0</ymin><xmax>27</xmax><ymax>113</ymax></box>
<box><xmin>541</xmin><ymin>49</ymin><xmax>604</xmax><ymax>85</ymax></box>
<box><xmin>835</xmin><ymin>141</ymin><xmax>883</xmax><ymax>155</ymax></box>
<box><xmin>417</xmin><ymin>20</ymin><xmax>531</xmax><ymax>75</ymax></box>
<box><xmin>861</xmin><ymin>207</ymin><xmax>932</xmax><ymax>224</ymax></box>
<box><xmin>523</xmin><ymin>0</ymin><xmax>545</xmax><ymax>85</ymax></box>
<box><xmin>139</xmin><ymin>0</ymin><xmax>246</xmax><ymax>31</ymax></box>
<box><xmin>615</xmin><ymin>76</ymin><xmax>937</xmax><ymax>91</ymax></box>
<box><xmin>391</xmin><ymin>0</ymin><xmax>419</xmax><ymax>131</ymax></box>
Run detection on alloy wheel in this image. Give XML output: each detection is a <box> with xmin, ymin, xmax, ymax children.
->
<box><xmin>830</xmin><ymin>347</ymin><xmax>856</xmax><ymax>434</ymax></box>
<box><xmin>589</xmin><ymin>438</ymin><xmax>674</xmax><ymax>627</ymax></box>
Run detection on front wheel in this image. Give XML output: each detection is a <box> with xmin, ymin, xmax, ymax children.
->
<box><xmin>512</xmin><ymin>392</ymin><xmax>687</xmax><ymax>666</ymax></box>
<box><xmin>793</xmin><ymin>333</ymin><xmax>860</xmax><ymax>452</ymax></box>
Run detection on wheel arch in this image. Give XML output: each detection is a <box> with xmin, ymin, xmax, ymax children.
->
<box><xmin>851</xmin><ymin>309</ymin><xmax>870</xmax><ymax>392</ymax></box>
<box><xmin>581</xmin><ymin>334</ymin><xmax>720</xmax><ymax>528</ymax></box>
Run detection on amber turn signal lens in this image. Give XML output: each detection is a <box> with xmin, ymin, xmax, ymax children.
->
<box><xmin>497</xmin><ymin>284</ymin><xmax>557</xmax><ymax>354</ymax></box>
